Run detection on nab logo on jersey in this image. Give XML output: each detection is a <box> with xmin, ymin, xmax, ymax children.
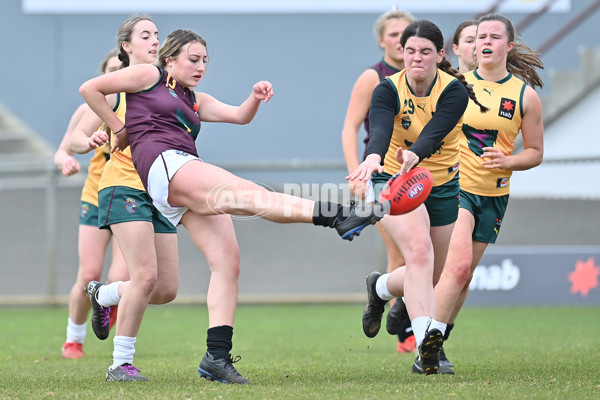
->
<box><xmin>498</xmin><ymin>98</ymin><xmax>516</xmax><ymax>120</ymax></box>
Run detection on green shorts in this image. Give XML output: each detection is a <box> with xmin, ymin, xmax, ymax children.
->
<box><xmin>459</xmin><ymin>190</ymin><xmax>509</xmax><ymax>244</ymax></box>
<box><xmin>79</xmin><ymin>201</ymin><xmax>99</xmax><ymax>227</ymax></box>
<box><xmin>98</xmin><ymin>186</ymin><xmax>177</xmax><ymax>233</ymax></box>
<box><xmin>372</xmin><ymin>172</ymin><xmax>459</xmax><ymax>227</ymax></box>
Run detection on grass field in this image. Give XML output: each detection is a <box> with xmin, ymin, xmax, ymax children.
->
<box><xmin>1</xmin><ymin>303</ymin><xmax>599</xmax><ymax>399</ymax></box>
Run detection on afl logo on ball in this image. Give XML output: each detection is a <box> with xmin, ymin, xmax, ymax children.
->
<box><xmin>408</xmin><ymin>183</ymin><xmax>425</xmax><ymax>199</ymax></box>
<box><xmin>379</xmin><ymin>167</ymin><xmax>433</xmax><ymax>215</ymax></box>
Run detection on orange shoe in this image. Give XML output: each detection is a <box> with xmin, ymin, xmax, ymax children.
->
<box><xmin>109</xmin><ymin>305</ymin><xmax>118</xmax><ymax>330</ymax></box>
<box><xmin>62</xmin><ymin>342</ymin><xmax>84</xmax><ymax>359</ymax></box>
<box><xmin>397</xmin><ymin>335</ymin><xmax>416</xmax><ymax>353</ymax></box>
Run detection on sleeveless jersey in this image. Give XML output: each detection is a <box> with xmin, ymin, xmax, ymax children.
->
<box><xmin>459</xmin><ymin>69</ymin><xmax>526</xmax><ymax>196</ymax></box>
<box><xmin>80</xmin><ymin>144</ymin><xmax>109</xmax><ymax>206</ymax></box>
<box><xmin>363</xmin><ymin>60</ymin><xmax>400</xmax><ymax>159</ymax></box>
<box><xmin>98</xmin><ymin>93</ymin><xmax>146</xmax><ymax>191</ymax></box>
<box><xmin>126</xmin><ymin>66</ymin><xmax>201</xmax><ymax>189</ymax></box>
<box><xmin>383</xmin><ymin>69</ymin><xmax>462</xmax><ymax>186</ymax></box>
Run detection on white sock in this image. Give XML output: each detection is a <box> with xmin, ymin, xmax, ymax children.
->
<box><xmin>375</xmin><ymin>273</ymin><xmax>394</xmax><ymax>301</ymax></box>
<box><xmin>65</xmin><ymin>317</ymin><xmax>86</xmax><ymax>344</ymax></box>
<box><xmin>97</xmin><ymin>281</ymin><xmax>123</xmax><ymax>307</ymax></box>
<box><xmin>412</xmin><ymin>316</ymin><xmax>431</xmax><ymax>348</ymax></box>
<box><xmin>430</xmin><ymin>319</ymin><xmax>447</xmax><ymax>338</ymax></box>
<box><xmin>111</xmin><ymin>336</ymin><xmax>136</xmax><ymax>368</ymax></box>
<box><xmin>412</xmin><ymin>316</ymin><xmax>447</xmax><ymax>348</ymax></box>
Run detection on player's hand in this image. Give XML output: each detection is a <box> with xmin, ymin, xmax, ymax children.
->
<box><xmin>396</xmin><ymin>147</ymin><xmax>419</xmax><ymax>175</ymax></box>
<box><xmin>60</xmin><ymin>156</ymin><xmax>81</xmax><ymax>177</ymax></box>
<box><xmin>54</xmin><ymin>149</ymin><xmax>81</xmax><ymax>177</ymax></box>
<box><xmin>481</xmin><ymin>146</ymin><xmax>508</xmax><ymax>169</ymax></box>
<box><xmin>111</xmin><ymin>129</ymin><xmax>130</xmax><ymax>153</ymax></box>
<box><xmin>346</xmin><ymin>154</ymin><xmax>382</xmax><ymax>182</ymax></box>
<box><xmin>253</xmin><ymin>81</ymin><xmax>273</xmax><ymax>103</ymax></box>
<box><xmin>87</xmin><ymin>130</ymin><xmax>109</xmax><ymax>150</ymax></box>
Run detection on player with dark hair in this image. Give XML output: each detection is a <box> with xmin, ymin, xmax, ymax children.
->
<box><xmin>384</xmin><ymin>17</ymin><xmax>480</xmax><ymax>370</ymax></box>
<box><xmin>349</xmin><ymin>19</ymin><xmax>488</xmax><ymax>375</ymax></box>
<box><xmin>341</xmin><ymin>7</ymin><xmax>417</xmax><ymax>354</ymax></box>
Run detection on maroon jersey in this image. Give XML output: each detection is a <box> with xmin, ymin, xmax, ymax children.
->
<box><xmin>362</xmin><ymin>60</ymin><xmax>400</xmax><ymax>160</ymax></box>
<box><xmin>125</xmin><ymin>66</ymin><xmax>201</xmax><ymax>189</ymax></box>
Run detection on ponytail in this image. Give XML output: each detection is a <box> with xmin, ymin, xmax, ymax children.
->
<box><xmin>438</xmin><ymin>57</ymin><xmax>489</xmax><ymax>113</ymax></box>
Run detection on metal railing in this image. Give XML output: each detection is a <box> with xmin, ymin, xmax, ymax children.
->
<box><xmin>537</xmin><ymin>0</ymin><xmax>600</xmax><ymax>55</ymax></box>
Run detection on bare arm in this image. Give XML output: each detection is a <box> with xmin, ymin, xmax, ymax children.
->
<box><xmin>341</xmin><ymin>69</ymin><xmax>379</xmax><ymax>173</ymax></box>
<box><xmin>195</xmin><ymin>81</ymin><xmax>273</xmax><ymax>124</ymax></box>
<box><xmin>53</xmin><ymin>103</ymin><xmax>87</xmax><ymax>176</ymax></box>
<box><xmin>79</xmin><ymin>64</ymin><xmax>160</xmax><ymax>133</ymax></box>
<box><xmin>69</xmin><ymin>94</ymin><xmax>119</xmax><ymax>154</ymax></box>
<box><xmin>482</xmin><ymin>86</ymin><xmax>543</xmax><ymax>170</ymax></box>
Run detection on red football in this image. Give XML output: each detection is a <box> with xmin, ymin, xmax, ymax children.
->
<box><xmin>379</xmin><ymin>167</ymin><xmax>433</xmax><ymax>215</ymax></box>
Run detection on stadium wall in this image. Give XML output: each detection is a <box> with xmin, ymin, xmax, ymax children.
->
<box><xmin>1</xmin><ymin>175</ymin><xmax>598</xmax><ymax>306</ymax></box>
<box><xmin>1</xmin><ymin>0</ymin><xmax>599</xmax><ymax>305</ymax></box>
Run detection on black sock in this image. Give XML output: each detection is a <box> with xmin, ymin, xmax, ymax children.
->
<box><xmin>206</xmin><ymin>325</ymin><xmax>233</xmax><ymax>360</ymax></box>
<box><xmin>396</xmin><ymin>319</ymin><xmax>414</xmax><ymax>342</ymax></box>
<box><xmin>312</xmin><ymin>201</ymin><xmax>344</xmax><ymax>227</ymax></box>
<box><xmin>444</xmin><ymin>323</ymin><xmax>454</xmax><ymax>342</ymax></box>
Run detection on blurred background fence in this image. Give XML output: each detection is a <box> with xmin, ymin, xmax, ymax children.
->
<box><xmin>1</xmin><ymin>155</ymin><xmax>599</xmax><ymax>306</ymax></box>
<box><xmin>1</xmin><ymin>0</ymin><xmax>599</xmax><ymax>305</ymax></box>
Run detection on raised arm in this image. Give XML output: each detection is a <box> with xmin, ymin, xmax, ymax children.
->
<box><xmin>79</xmin><ymin>64</ymin><xmax>160</xmax><ymax>134</ymax></box>
<box><xmin>194</xmin><ymin>81</ymin><xmax>273</xmax><ymax>124</ymax></box>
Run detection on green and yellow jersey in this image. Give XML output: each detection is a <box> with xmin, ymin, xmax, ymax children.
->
<box><xmin>460</xmin><ymin>69</ymin><xmax>526</xmax><ymax>196</ymax></box>
<box><xmin>383</xmin><ymin>69</ymin><xmax>462</xmax><ymax>186</ymax></box>
<box><xmin>98</xmin><ymin>93</ymin><xmax>145</xmax><ymax>192</ymax></box>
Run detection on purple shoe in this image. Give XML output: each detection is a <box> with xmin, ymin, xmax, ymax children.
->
<box><xmin>85</xmin><ymin>281</ymin><xmax>111</xmax><ymax>340</ymax></box>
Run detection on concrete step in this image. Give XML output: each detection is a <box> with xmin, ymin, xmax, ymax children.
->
<box><xmin>0</xmin><ymin>103</ymin><xmax>52</xmax><ymax>156</ymax></box>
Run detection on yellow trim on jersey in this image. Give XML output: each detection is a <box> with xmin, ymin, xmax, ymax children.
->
<box><xmin>98</xmin><ymin>93</ymin><xmax>145</xmax><ymax>192</ymax></box>
<box><xmin>80</xmin><ymin>146</ymin><xmax>109</xmax><ymax>206</ymax></box>
<box><xmin>459</xmin><ymin>70</ymin><xmax>526</xmax><ymax>196</ymax></box>
<box><xmin>383</xmin><ymin>69</ymin><xmax>461</xmax><ymax>187</ymax></box>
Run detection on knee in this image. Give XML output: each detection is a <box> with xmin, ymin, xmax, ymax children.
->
<box><xmin>77</xmin><ymin>264</ymin><xmax>103</xmax><ymax>285</ymax></box>
<box><xmin>407</xmin><ymin>243</ymin><xmax>434</xmax><ymax>269</ymax></box>
<box><xmin>137</xmin><ymin>273</ymin><xmax>158</xmax><ymax>296</ymax></box>
<box><xmin>222</xmin><ymin>250</ymin><xmax>241</xmax><ymax>279</ymax></box>
<box><xmin>208</xmin><ymin>246</ymin><xmax>240</xmax><ymax>278</ymax></box>
<box><xmin>448</xmin><ymin>260</ymin><xmax>473</xmax><ymax>289</ymax></box>
<box><xmin>151</xmin><ymin>283</ymin><xmax>178</xmax><ymax>304</ymax></box>
<box><xmin>163</xmin><ymin>287</ymin><xmax>178</xmax><ymax>303</ymax></box>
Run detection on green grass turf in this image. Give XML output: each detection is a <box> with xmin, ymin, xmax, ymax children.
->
<box><xmin>1</xmin><ymin>304</ymin><xmax>599</xmax><ymax>399</ymax></box>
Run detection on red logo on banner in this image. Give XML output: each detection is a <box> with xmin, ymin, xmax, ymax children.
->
<box><xmin>568</xmin><ymin>257</ymin><xmax>600</xmax><ymax>297</ymax></box>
